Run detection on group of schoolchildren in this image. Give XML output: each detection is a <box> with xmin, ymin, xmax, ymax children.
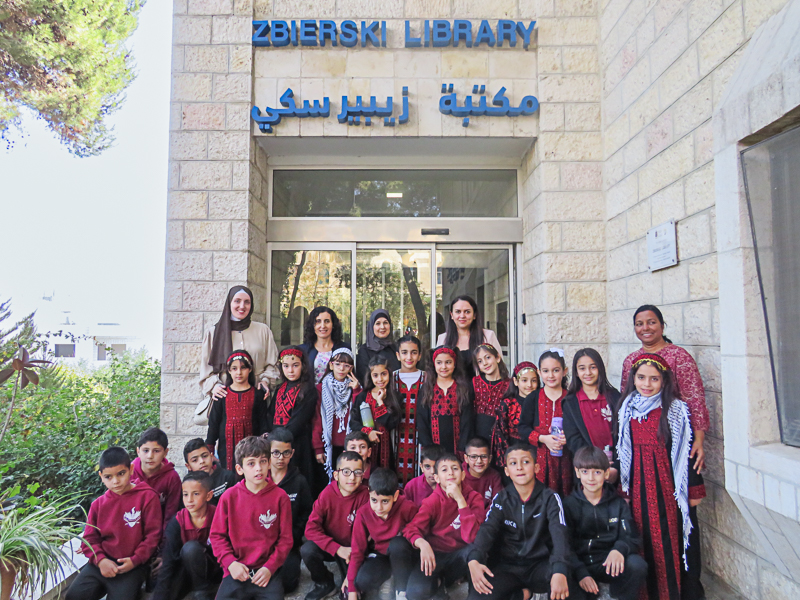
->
<box><xmin>69</xmin><ymin>334</ymin><xmax>703</xmax><ymax>600</ymax></box>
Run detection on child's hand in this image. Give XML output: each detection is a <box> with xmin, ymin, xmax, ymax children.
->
<box><xmin>348</xmin><ymin>592</ymin><xmax>359</xmax><ymax>600</ymax></box>
<box><xmin>258</xmin><ymin>381</ymin><xmax>270</xmax><ymax>392</ymax></box>
<box><xmin>444</xmin><ymin>481</ymin><xmax>466</xmax><ymax>506</ymax></box>
<box><xmin>604</xmin><ymin>549</ymin><xmax>625</xmax><ymax>576</ymax></box>
<box><xmin>98</xmin><ymin>558</ymin><xmax>119</xmax><ymax>578</ymax></box>
<box><xmin>212</xmin><ymin>384</ymin><xmax>226</xmax><ymax>399</ymax></box>
<box><xmin>251</xmin><ymin>566</ymin><xmax>272</xmax><ymax>587</ymax></box>
<box><xmin>540</xmin><ymin>435</ymin><xmax>563</xmax><ymax>453</ymax></box>
<box><xmin>149</xmin><ymin>556</ymin><xmax>162</xmax><ymax>576</ymax></box>
<box><xmin>116</xmin><ymin>557</ymin><xmax>135</xmax><ymax>574</ymax></box>
<box><xmin>347</xmin><ymin>373</ymin><xmax>360</xmax><ymax>389</ymax></box>
<box><xmin>468</xmin><ymin>560</ymin><xmax>494</xmax><ymax>594</ymax></box>
<box><xmin>336</xmin><ymin>546</ymin><xmax>352</xmax><ymax>563</ymax></box>
<box><xmin>416</xmin><ymin>539</ymin><xmax>436</xmax><ymax>576</ymax></box>
<box><xmin>550</xmin><ymin>573</ymin><xmax>569</xmax><ymax>599</ymax></box>
<box><xmin>368</xmin><ymin>430</ymin><xmax>383</xmax><ymax>443</ymax></box>
<box><xmin>373</xmin><ymin>388</ymin><xmax>386</xmax><ymax>405</ymax></box>
<box><xmin>579</xmin><ymin>576</ymin><xmax>598</xmax><ymax>594</ymax></box>
<box><xmin>316</xmin><ymin>454</ymin><xmax>326</xmax><ymax>464</ymax></box>
<box><xmin>690</xmin><ymin>498</ymin><xmax>703</xmax><ymax>507</ymax></box>
<box><xmin>229</xmin><ymin>561</ymin><xmax>250</xmax><ymax>582</ymax></box>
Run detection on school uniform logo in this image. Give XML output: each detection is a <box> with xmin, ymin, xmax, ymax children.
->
<box><xmin>601</xmin><ymin>405</ymin><xmax>613</xmax><ymax>422</ymax></box>
<box><xmin>451</xmin><ymin>515</ymin><xmax>462</xmax><ymax>530</ymax></box>
<box><xmin>288</xmin><ymin>493</ymin><xmax>297</xmax><ymax>502</ymax></box>
<box><xmin>123</xmin><ymin>508</ymin><xmax>141</xmax><ymax>528</ymax></box>
<box><xmin>347</xmin><ymin>510</ymin><xmax>356</xmax><ymax>525</ymax></box>
<box><xmin>609</xmin><ymin>517</ymin><xmax>619</xmax><ymax>523</ymax></box>
<box><xmin>259</xmin><ymin>511</ymin><xmax>277</xmax><ymax>529</ymax></box>
<box><xmin>484</xmin><ymin>489</ymin><xmax>493</xmax><ymax>500</ymax></box>
<box><xmin>504</xmin><ymin>519</ymin><xmax>517</xmax><ymax>528</ymax></box>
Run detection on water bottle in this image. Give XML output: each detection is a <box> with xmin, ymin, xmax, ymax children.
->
<box><xmin>604</xmin><ymin>445</ymin><xmax>614</xmax><ymax>462</ymax></box>
<box><xmin>550</xmin><ymin>417</ymin><xmax>563</xmax><ymax>457</ymax></box>
<box><xmin>360</xmin><ymin>402</ymin><xmax>375</xmax><ymax>429</ymax></box>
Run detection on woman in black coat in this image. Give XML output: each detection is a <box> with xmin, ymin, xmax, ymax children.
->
<box><xmin>355</xmin><ymin>308</ymin><xmax>400</xmax><ymax>385</ymax></box>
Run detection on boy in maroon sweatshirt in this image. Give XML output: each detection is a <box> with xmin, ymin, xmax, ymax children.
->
<box><xmin>402</xmin><ymin>444</ymin><xmax>444</xmax><ymax>507</ymax></box>
<box><xmin>345</xmin><ymin>430</ymin><xmax>372</xmax><ymax>481</ymax></box>
<box><xmin>302</xmin><ymin>451</ymin><xmax>369</xmax><ymax>600</ymax></box>
<box><xmin>210</xmin><ymin>436</ymin><xmax>293</xmax><ymax>599</ymax></box>
<box><xmin>462</xmin><ymin>437</ymin><xmax>503</xmax><ymax>508</ymax></box>
<box><xmin>398</xmin><ymin>453</ymin><xmax>485</xmax><ymax>600</ymax></box>
<box><xmin>132</xmin><ymin>427</ymin><xmax>182</xmax><ymax>533</ymax></box>
<box><xmin>153</xmin><ymin>471</ymin><xmax>222</xmax><ymax>600</ymax></box>
<box><xmin>347</xmin><ymin>468</ymin><xmax>417</xmax><ymax>600</ymax></box>
<box><xmin>65</xmin><ymin>446</ymin><xmax>162</xmax><ymax>600</ymax></box>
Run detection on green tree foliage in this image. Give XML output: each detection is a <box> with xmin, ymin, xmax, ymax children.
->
<box><xmin>0</xmin><ymin>298</ymin><xmax>37</xmax><ymax>367</ymax></box>
<box><xmin>0</xmin><ymin>0</ymin><xmax>144</xmax><ymax>156</ymax></box>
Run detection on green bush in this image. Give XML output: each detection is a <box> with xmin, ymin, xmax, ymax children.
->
<box><xmin>0</xmin><ymin>352</ymin><xmax>160</xmax><ymax>511</ymax></box>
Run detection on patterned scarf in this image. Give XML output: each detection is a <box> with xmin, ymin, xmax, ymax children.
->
<box><xmin>320</xmin><ymin>373</ymin><xmax>352</xmax><ymax>478</ymax></box>
<box><xmin>617</xmin><ymin>391</ymin><xmax>693</xmax><ymax>567</ymax></box>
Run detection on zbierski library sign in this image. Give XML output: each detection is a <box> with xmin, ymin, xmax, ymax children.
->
<box><xmin>250</xmin><ymin>19</ymin><xmax>540</xmax><ymax>132</ymax></box>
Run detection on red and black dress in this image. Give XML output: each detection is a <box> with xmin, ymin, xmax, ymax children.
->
<box><xmin>528</xmin><ymin>388</ymin><xmax>572</xmax><ymax>496</ymax></box>
<box><xmin>266</xmin><ymin>380</ymin><xmax>318</xmax><ymax>486</ymax></box>
<box><xmin>417</xmin><ymin>381</ymin><xmax>475</xmax><ymax>456</ymax></box>
<box><xmin>206</xmin><ymin>386</ymin><xmax>269</xmax><ymax>471</ymax></box>
<box><xmin>393</xmin><ymin>371</ymin><xmax>424</xmax><ymax>484</ymax></box>
<box><xmin>472</xmin><ymin>374</ymin><xmax>510</xmax><ymax>449</ymax></box>
<box><xmin>492</xmin><ymin>392</ymin><xmax>527</xmax><ymax>467</ymax></box>
<box><xmin>350</xmin><ymin>389</ymin><xmax>400</xmax><ymax>470</ymax></box>
<box><xmin>627</xmin><ymin>408</ymin><xmax>706</xmax><ymax>600</ymax></box>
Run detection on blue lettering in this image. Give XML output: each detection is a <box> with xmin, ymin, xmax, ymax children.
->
<box><xmin>319</xmin><ymin>20</ymin><xmax>337</xmax><ymax>46</ymax></box>
<box><xmin>516</xmin><ymin>21</ymin><xmax>536</xmax><ymax>49</ymax></box>
<box><xmin>404</xmin><ymin>20</ymin><xmax>421</xmax><ymax>47</ymax></box>
<box><xmin>252</xmin><ymin>20</ymin><xmax>270</xmax><ymax>47</ymax></box>
<box><xmin>381</xmin><ymin>20</ymin><xmax>386</xmax><ymax>47</ymax></box>
<box><xmin>290</xmin><ymin>20</ymin><xmax>298</xmax><ymax>46</ymax></box>
<box><xmin>424</xmin><ymin>20</ymin><xmax>430</xmax><ymax>47</ymax></box>
<box><xmin>497</xmin><ymin>20</ymin><xmax>516</xmax><ymax>47</ymax></box>
<box><xmin>452</xmin><ymin>20</ymin><xmax>472</xmax><ymax>47</ymax></box>
<box><xmin>361</xmin><ymin>21</ymin><xmax>380</xmax><ymax>47</ymax></box>
<box><xmin>474</xmin><ymin>20</ymin><xmax>496</xmax><ymax>47</ymax></box>
<box><xmin>271</xmin><ymin>20</ymin><xmax>290</xmax><ymax>47</ymax></box>
<box><xmin>340</xmin><ymin>20</ymin><xmax>358</xmax><ymax>47</ymax></box>
<box><xmin>432</xmin><ymin>20</ymin><xmax>452</xmax><ymax>47</ymax></box>
<box><xmin>299</xmin><ymin>20</ymin><xmax>317</xmax><ymax>46</ymax></box>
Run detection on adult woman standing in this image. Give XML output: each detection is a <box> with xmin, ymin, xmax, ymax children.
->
<box><xmin>355</xmin><ymin>308</ymin><xmax>400</xmax><ymax>384</ymax></box>
<box><xmin>198</xmin><ymin>286</ymin><xmax>280</xmax><ymax>403</ymax></box>
<box><xmin>299</xmin><ymin>306</ymin><xmax>350</xmax><ymax>384</ymax></box>
<box><xmin>435</xmin><ymin>295</ymin><xmax>502</xmax><ymax>377</ymax></box>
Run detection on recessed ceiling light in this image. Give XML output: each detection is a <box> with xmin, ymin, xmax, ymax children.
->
<box><xmin>386</xmin><ymin>192</ymin><xmax>403</xmax><ymax>198</ymax></box>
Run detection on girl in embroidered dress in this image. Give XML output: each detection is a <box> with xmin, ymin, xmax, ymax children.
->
<box><xmin>266</xmin><ymin>346</ymin><xmax>318</xmax><ymax>487</ymax></box>
<box><xmin>392</xmin><ymin>334</ymin><xmax>425</xmax><ymax>484</ymax></box>
<box><xmin>350</xmin><ymin>355</ymin><xmax>402</xmax><ymax>471</ymax></box>
<box><xmin>417</xmin><ymin>346</ymin><xmax>475</xmax><ymax>456</ymax></box>
<box><xmin>493</xmin><ymin>361</ymin><xmax>539</xmax><ymax>469</ymax></box>
<box><xmin>312</xmin><ymin>347</ymin><xmax>361</xmax><ymax>480</ymax></box>
<box><xmin>471</xmin><ymin>344</ymin><xmax>510</xmax><ymax>451</ymax></box>
<box><xmin>519</xmin><ymin>348</ymin><xmax>572</xmax><ymax>496</ymax></box>
<box><xmin>616</xmin><ymin>354</ymin><xmax>705</xmax><ymax>600</ymax></box>
<box><xmin>206</xmin><ymin>350</ymin><xmax>269</xmax><ymax>471</ymax></box>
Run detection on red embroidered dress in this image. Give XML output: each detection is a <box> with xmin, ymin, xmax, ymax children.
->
<box><xmin>472</xmin><ymin>375</ymin><xmax>510</xmax><ymax>447</ymax></box>
<box><xmin>358</xmin><ymin>390</ymin><xmax>392</xmax><ymax>469</ymax></box>
<box><xmin>273</xmin><ymin>382</ymin><xmax>301</xmax><ymax>427</ymax></box>
<box><xmin>627</xmin><ymin>408</ymin><xmax>706</xmax><ymax>600</ymax></box>
<box><xmin>417</xmin><ymin>382</ymin><xmax>475</xmax><ymax>457</ymax></box>
<box><xmin>223</xmin><ymin>387</ymin><xmax>254</xmax><ymax>471</ymax></box>
<box><xmin>492</xmin><ymin>393</ymin><xmax>525</xmax><ymax>466</ymax></box>
<box><xmin>532</xmin><ymin>388</ymin><xmax>572</xmax><ymax>496</ymax></box>
<box><xmin>393</xmin><ymin>371</ymin><xmax>424</xmax><ymax>484</ymax></box>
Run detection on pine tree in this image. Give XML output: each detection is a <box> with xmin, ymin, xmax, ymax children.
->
<box><xmin>0</xmin><ymin>298</ymin><xmax>37</xmax><ymax>368</ymax></box>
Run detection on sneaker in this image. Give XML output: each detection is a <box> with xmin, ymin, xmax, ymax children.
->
<box><xmin>305</xmin><ymin>580</ymin><xmax>337</xmax><ymax>600</ymax></box>
<box><xmin>396</xmin><ymin>592</ymin><xmax>407</xmax><ymax>600</ymax></box>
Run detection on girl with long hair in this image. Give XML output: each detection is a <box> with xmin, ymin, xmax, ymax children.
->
<box><xmin>493</xmin><ymin>361</ymin><xmax>539</xmax><ymax>467</ymax></box>
<box><xmin>392</xmin><ymin>334</ymin><xmax>426</xmax><ymax>484</ymax></box>
<box><xmin>471</xmin><ymin>344</ymin><xmax>510</xmax><ymax>448</ymax></box>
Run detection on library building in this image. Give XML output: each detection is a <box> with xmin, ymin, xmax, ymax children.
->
<box><xmin>162</xmin><ymin>0</ymin><xmax>800</xmax><ymax>597</ymax></box>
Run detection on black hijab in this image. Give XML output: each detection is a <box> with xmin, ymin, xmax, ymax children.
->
<box><xmin>365</xmin><ymin>308</ymin><xmax>393</xmax><ymax>352</ymax></box>
<box><xmin>209</xmin><ymin>286</ymin><xmax>253</xmax><ymax>374</ymax></box>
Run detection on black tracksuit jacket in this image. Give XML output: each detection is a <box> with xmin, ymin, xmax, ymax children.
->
<box><xmin>274</xmin><ymin>467</ymin><xmax>313</xmax><ymax>550</ymax></box>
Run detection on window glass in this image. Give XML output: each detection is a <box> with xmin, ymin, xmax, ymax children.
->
<box><xmin>54</xmin><ymin>344</ymin><xmax>75</xmax><ymax>358</ymax></box>
<box><xmin>272</xmin><ymin>169</ymin><xmax>518</xmax><ymax>218</ymax></box>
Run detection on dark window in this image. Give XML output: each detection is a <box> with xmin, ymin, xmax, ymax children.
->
<box><xmin>54</xmin><ymin>344</ymin><xmax>75</xmax><ymax>358</ymax></box>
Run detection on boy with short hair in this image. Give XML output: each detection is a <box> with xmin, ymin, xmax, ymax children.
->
<box><xmin>466</xmin><ymin>443</ymin><xmax>580</xmax><ymax>600</ymax></box>
<box><xmin>302</xmin><ymin>451</ymin><xmax>369</xmax><ymax>600</ymax></box>
<box><xmin>153</xmin><ymin>471</ymin><xmax>222</xmax><ymax>600</ymax></box>
<box><xmin>462</xmin><ymin>437</ymin><xmax>503</xmax><ymax>507</ymax></box>
<box><xmin>210</xmin><ymin>436</ymin><xmax>293</xmax><ymax>600</ymax></box>
<box><xmin>267</xmin><ymin>427</ymin><xmax>313</xmax><ymax>593</ymax></box>
<box><xmin>347</xmin><ymin>468</ymin><xmax>417</xmax><ymax>600</ymax></box>
<box><xmin>183</xmin><ymin>437</ymin><xmax>238</xmax><ymax>505</ymax></box>
<box><xmin>565</xmin><ymin>446</ymin><xmax>647</xmax><ymax>600</ymax></box>
<box><xmin>132</xmin><ymin>427</ymin><xmax>182</xmax><ymax>532</ymax></box>
<box><xmin>345</xmin><ymin>430</ymin><xmax>372</xmax><ymax>480</ymax></box>
<box><xmin>399</xmin><ymin>453</ymin><xmax>486</xmax><ymax>600</ymax></box>
<box><xmin>65</xmin><ymin>446</ymin><xmax>162</xmax><ymax>600</ymax></box>
<box><xmin>402</xmin><ymin>444</ymin><xmax>444</xmax><ymax>507</ymax></box>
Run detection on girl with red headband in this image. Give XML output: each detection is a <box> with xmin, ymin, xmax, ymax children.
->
<box><xmin>616</xmin><ymin>354</ymin><xmax>705</xmax><ymax>600</ymax></box>
<box><xmin>206</xmin><ymin>349</ymin><xmax>269</xmax><ymax>471</ymax></box>
<box><xmin>471</xmin><ymin>344</ymin><xmax>510</xmax><ymax>449</ymax></box>
<box><xmin>493</xmin><ymin>361</ymin><xmax>539</xmax><ymax>468</ymax></box>
<box><xmin>417</xmin><ymin>346</ymin><xmax>475</xmax><ymax>455</ymax></box>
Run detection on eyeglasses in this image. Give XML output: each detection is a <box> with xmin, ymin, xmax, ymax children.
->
<box><xmin>271</xmin><ymin>450</ymin><xmax>293</xmax><ymax>458</ymax></box>
<box><xmin>466</xmin><ymin>454</ymin><xmax>489</xmax><ymax>461</ymax></box>
<box><xmin>336</xmin><ymin>468</ymin><xmax>364</xmax><ymax>478</ymax></box>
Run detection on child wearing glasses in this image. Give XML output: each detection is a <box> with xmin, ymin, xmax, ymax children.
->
<box><xmin>462</xmin><ymin>437</ymin><xmax>503</xmax><ymax>508</ymax></box>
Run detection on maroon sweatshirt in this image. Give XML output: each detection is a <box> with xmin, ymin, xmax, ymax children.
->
<box><xmin>176</xmin><ymin>503</ymin><xmax>216</xmax><ymax>545</ymax></box>
<box><xmin>403</xmin><ymin>485</ymin><xmax>484</xmax><ymax>553</ymax></box>
<box><xmin>462</xmin><ymin>465</ymin><xmax>503</xmax><ymax>508</ymax></box>
<box><xmin>210</xmin><ymin>480</ymin><xmax>292</xmax><ymax>577</ymax></box>
<box><xmin>305</xmin><ymin>482</ymin><xmax>369</xmax><ymax>555</ymax></box>
<box><xmin>402</xmin><ymin>474</ymin><xmax>435</xmax><ymax>507</ymax></box>
<box><xmin>132</xmin><ymin>457</ymin><xmax>182</xmax><ymax>533</ymax></box>
<box><xmin>81</xmin><ymin>482</ymin><xmax>162</xmax><ymax>568</ymax></box>
<box><xmin>348</xmin><ymin>497</ymin><xmax>417</xmax><ymax>591</ymax></box>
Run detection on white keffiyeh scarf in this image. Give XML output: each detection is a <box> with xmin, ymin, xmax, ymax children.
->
<box><xmin>320</xmin><ymin>348</ymin><xmax>354</xmax><ymax>478</ymax></box>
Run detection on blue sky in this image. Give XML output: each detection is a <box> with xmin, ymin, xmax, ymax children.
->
<box><xmin>0</xmin><ymin>1</ymin><xmax>173</xmax><ymax>357</ymax></box>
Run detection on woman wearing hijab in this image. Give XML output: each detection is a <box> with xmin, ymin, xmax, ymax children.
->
<box><xmin>355</xmin><ymin>308</ymin><xmax>400</xmax><ymax>385</ymax></box>
<box><xmin>198</xmin><ymin>286</ymin><xmax>280</xmax><ymax>403</ymax></box>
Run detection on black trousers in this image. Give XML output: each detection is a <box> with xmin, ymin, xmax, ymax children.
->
<box><xmin>281</xmin><ymin>548</ymin><xmax>302</xmax><ymax>592</ymax></box>
<box><xmin>215</xmin><ymin>569</ymin><xmax>283</xmax><ymax>600</ymax></box>
<box><xmin>574</xmin><ymin>555</ymin><xmax>648</xmax><ymax>600</ymax></box>
<box><xmin>65</xmin><ymin>562</ymin><xmax>145</xmax><ymax>600</ymax></box>
<box><xmin>400</xmin><ymin>541</ymin><xmax>472</xmax><ymax>600</ymax></box>
<box><xmin>165</xmin><ymin>540</ymin><xmax>222</xmax><ymax>599</ymax></box>
<box><xmin>351</xmin><ymin>537</ymin><xmax>417</xmax><ymax>594</ymax></box>
<box><xmin>465</xmin><ymin>560</ymin><xmax>582</xmax><ymax>600</ymax></box>
<box><xmin>300</xmin><ymin>540</ymin><xmax>347</xmax><ymax>584</ymax></box>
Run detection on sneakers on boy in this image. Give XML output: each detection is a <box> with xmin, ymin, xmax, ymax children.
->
<box><xmin>305</xmin><ymin>580</ymin><xmax>337</xmax><ymax>600</ymax></box>
<box><xmin>395</xmin><ymin>592</ymin><xmax>407</xmax><ymax>600</ymax></box>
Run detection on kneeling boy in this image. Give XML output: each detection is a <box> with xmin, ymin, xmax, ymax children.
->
<box><xmin>467</xmin><ymin>443</ymin><xmax>579</xmax><ymax>600</ymax></box>
<box><xmin>302</xmin><ymin>451</ymin><xmax>369</xmax><ymax>600</ymax></box>
<box><xmin>347</xmin><ymin>468</ymin><xmax>417</xmax><ymax>600</ymax></box>
<box><xmin>565</xmin><ymin>446</ymin><xmax>647</xmax><ymax>600</ymax></box>
<box><xmin>402</xmin><ymin>444</ymin><xmax>444</xmax><ymax>507</ymax></box>
<box><xmin>153</xmin><ymin>471</ymin><xmax>222</xmax><ymax>600</ymax></box>
<box><xmin>462</xmin><ymin>437</ymin><xmax>503</xmax><ymax>507</ymax></box>
<box><xmin>66</xmin><ymin>446</ymin><xmax>162</xmax><ymax>600</ymax></box>
<box><xmin>399</xmin><ymin>453</ymin><xmax>485</xmax><ymax>600</ymax></box>
<box><xmin>210</xmin><ymin>436</ymin><xmax>293</xmax><ymax>600</ymax></box>
<box><xmin>183</xmin><ymin>437</ymin><xmax>238</xmax><ymax>505</ymax></box>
